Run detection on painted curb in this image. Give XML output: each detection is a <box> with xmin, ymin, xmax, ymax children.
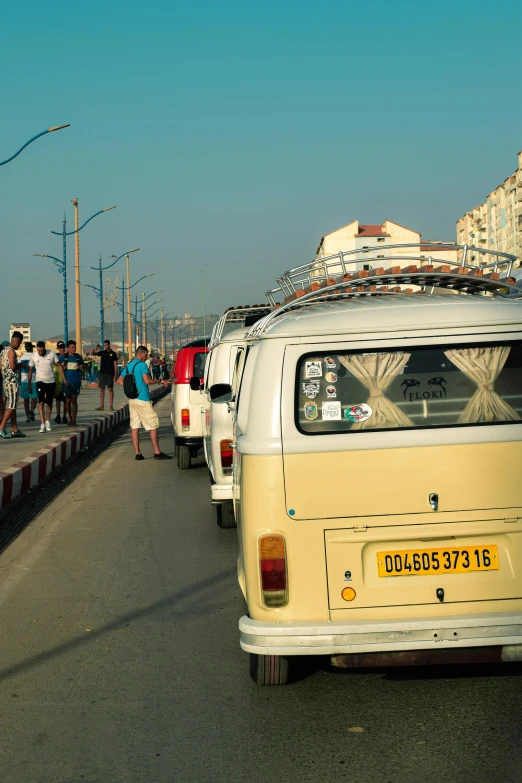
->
<box><xmin>0</xmin><ymin>386</ymin><xmax>168</xmax><ymax>510</ymax></box>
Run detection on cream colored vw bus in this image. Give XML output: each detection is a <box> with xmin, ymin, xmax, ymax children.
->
<box><xmin>210</xmin><ymin>245</ymin><xmax>522</xmax><ymax>684</ymax></box>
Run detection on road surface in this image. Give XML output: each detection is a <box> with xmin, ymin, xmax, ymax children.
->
<box><xmin>0</xmin><ymin>398</ymin><xmax>520</xmax><ymax>783</ymax></box>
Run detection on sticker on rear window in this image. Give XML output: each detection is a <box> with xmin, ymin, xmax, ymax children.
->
<box><xmin>326</xmin><ymin>385</ymin><xmax>337</xmax><ymax>398</ymax></box>
<box><xmin>344</xmin><ymin>403</ymin><xmax>372</xmax><ymax>423</ymax></box>
<box><xmin>304</xmin><ymin>402</ymin><xmax>318</xmax><ymax>420</ymax></box>
<box><xmin>305</xmin><ymin>361</ymin><xmax>322</xmax><ymax>378</ymax></box>
<box><xmin>322</xmin><ymin>401</ymin><xmax>341</xmax><ymax>420</ymax></box>
<box><xmin>325</xmin><ymin>371</ymin><xmax>337</xmax><ymax>383</ymax></box>
<box><xmin>302</xmin><ymin>380</ymin><xmax>320</xmax><ymax>399</ymax></box>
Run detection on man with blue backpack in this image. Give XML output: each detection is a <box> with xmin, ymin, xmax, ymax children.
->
<box><xmin>117</xmin><ymin>345</ymin><xmax>172</xmax><ymax>461</ymax></box>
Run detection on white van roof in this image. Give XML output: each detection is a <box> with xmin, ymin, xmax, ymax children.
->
<box><xmin>259</xmin><ymin>295</ymin><xmax>522</xmax><ymax>339</ymax></box>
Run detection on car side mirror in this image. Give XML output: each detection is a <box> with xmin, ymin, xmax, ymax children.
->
<box><xmin>190</xmin><ymin>376</ymin><xmax>202</xmax><ymax>391</ymax></box>
<box><xmin>209</xmin><ymin>383</ymin><xmax>233</xmax><ymax>403</ymax></box>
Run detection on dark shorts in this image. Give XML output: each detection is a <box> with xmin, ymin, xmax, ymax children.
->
<box><xmin>98</xmin><ymin>373</ymin><xmax>114</xmax><ymax>389</ymax></box>
<box><xmin>55</xmin><ymin>388</ymin><xmax>65</xmax><ymax>402</ymax></box>
<box><xmin>64</xmin><ymin>383</ymin><xmax>81</xmax><ymax>398</ymax></box>
<box><xmin>36</xmin><ymin>381</ymin><xmax>56</xmax><ymax>405</ymax></box>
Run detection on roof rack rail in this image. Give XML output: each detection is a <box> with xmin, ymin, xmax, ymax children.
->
<box><xmin>209</xmin><ymin>304</ymin><xmax>274</xmax><ymax>348</ymax></box>
<box><xmin>248</xmin><ymin>271</ymin><xmax>522</xmax><ymax>343</ymax></box>
<box><xmin>264</xmin><ymin>242</ymin><xmax>519</xmax><ymax>305</ymax></box>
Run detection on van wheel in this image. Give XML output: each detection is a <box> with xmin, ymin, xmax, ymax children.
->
<box><xmin>249</xmin><ymin>654</ymin><xmax>290</xmax><ymax>686</ymax></box>
<box><xmin>177</xmin><ymin>445</ymin><xmax>191</xmax><ymax>470</ymax></box>
<box><xmin>216</xmin><ymin>501</ymin><xmax>236</xmax><ymax>529</ymax></box>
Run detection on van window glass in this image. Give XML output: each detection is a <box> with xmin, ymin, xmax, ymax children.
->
<box><xmin>296</xmin><ymin>342</ymin><xmax>522</xmax><ymax>434</ymax></box>
<box><xmin>232</xmin><ymin>346</ymin><xmax>250</xmax><ymax>413</ymax></box>
<box><xmin>193</xmin><ymin>351</ymin><xmax>207</xmax><ymax>379</ymax></box>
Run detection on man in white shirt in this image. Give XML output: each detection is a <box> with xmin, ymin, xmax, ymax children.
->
<box><xmin>29</xmin><ymin>341</ymin><xmax>66</xmax><ymax>433</ymax></box>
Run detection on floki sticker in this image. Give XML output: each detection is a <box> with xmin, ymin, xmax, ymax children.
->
<box><xmin>305</xmin><ymin>361</ymin><xmax>322</xmax><ymax>378</ymax></box>
<box><xmin>322</xmin><ymin>401</ymin><xmax>342</xmax><ymax>420</ymax></box>
<box><xmin>326</xmin><ymin>385</ymin><xmax>337</xmax><ymax>398</ymax></box>
<box><xmin>304</xmin><ymin>402</ymin><xmax>318</xmax><ymax>420</ymax></box>
<box><xmin>344</xmin><ymin>403</ymin><xmax>372</xmax><ymax>422</ymax></box>
<box><xmin>302</xmin><ymin>380</ymin><xmax>320</xmax><ymax>399</ymax></box>
<box><xmin>325</xmin><ymin>371</ymin><xmax>337</xmax><ymax>383</ymax></box>
<box><xmin>325</xmin><ymin>356</ymin><xmax>337</xmax><ymax>369</ymax></box>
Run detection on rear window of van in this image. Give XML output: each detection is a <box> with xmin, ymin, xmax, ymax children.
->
<box><xmin>193</xmin><ymin>351</ymin><xmax>207</xmax><ymax>379</ymax></box>
<box><xmin>296</xmin><ymin>341</ymin><xmax>522</xmax><ymax>434</ymax></box>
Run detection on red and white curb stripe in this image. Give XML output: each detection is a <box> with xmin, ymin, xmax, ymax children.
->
<box><xmin>0</xmin><ymin>387</ymin><xmax>167</xmax><ymax>510</ymax></box>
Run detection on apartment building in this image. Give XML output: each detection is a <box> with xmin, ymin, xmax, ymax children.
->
<box><xmin>315</xmin><ymin>219</ymin><xmax>457</xmax><ymax>270</ymax></box>
<box><xmin>9</xmin><ymin>322</ymin><xmax>31</xmax><ymax>343</ymax></box>
<box><xmin>457</xmin><ymin>151</ymin><xmax>522</xmax><ymax>264</ymax></box>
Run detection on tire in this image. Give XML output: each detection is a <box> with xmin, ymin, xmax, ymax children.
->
<box><xmin>216</xmin><ymin>501</ymin><xmax>236</xmax><ymax>529</ymax></box>
<box><xmin>177</xmin><ymin>445</ymin><xmax>191</xmax><ymax>470</ymax></box>
<box><xmin>249</xmin><ymin>653</ymin><xmax>291</xmax><ymax>686</ymax></box>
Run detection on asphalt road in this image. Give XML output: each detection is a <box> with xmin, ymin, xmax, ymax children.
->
<box><xmin>0</xmin><ymin>397</ymin><xmax>520</xmax><ymax>783</ymax></box>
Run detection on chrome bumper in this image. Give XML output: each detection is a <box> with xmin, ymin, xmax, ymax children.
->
<box><xmin>239</xmin><ymin>612</ymin><xmax>522</xmax><ymax>657</ymax></box>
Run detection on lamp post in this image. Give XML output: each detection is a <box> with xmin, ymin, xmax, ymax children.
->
<box><xmin>116</xmin><ymin>274</ymin><xmax>154</xmax><ymax>363</ymax></box>
<box><xmin>161</xmin><ymin>311</ymin><xmax>174</xmax><ymax>356</ymax></box>
<box><xmin>33</xmin><ymin>251</ymin><xmax>68</xmax><ymax>341</ymax></box>
<box><xmin>0</xmin><ymin>124</ymin><xmax>70</xmax><ymax>166</ymax></box>
<box><xmin>140</xmin><ymin>291</ymin><xmax>163</xmax><ymax>349</ymax></box>
<box><xmin>78</xmin><ymin>281</ymin><xmax>104</xmax><ymax>345</ymax></box>
<box><xmin>51</xmin><ymin>204</ymin><xmax>117</xmax><ymax>352</ymax></box>
<box><xmin>94</xmin><ymin>248</ymin><xmax>139</xmax><ymax>347</ymax></box>
<box><xmin>134</xmin><ymin>291</ymin><xmax>162</xmax><ymax>349</ymax></box>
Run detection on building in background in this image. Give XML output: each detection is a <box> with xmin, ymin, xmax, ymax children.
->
<box><xmin>457</xmin><ymin>151</ymin><xmax>522</xmax><ymax>264</ymax></box>
<box><xmin>315</xmin><ymin>219</ymin><xmax>457</xmax><ymax>269</ymax></box>
<box><xmin>9</xmin><ymin>322</ymin><xmax>31</xmax><ymax>342</ymax></box>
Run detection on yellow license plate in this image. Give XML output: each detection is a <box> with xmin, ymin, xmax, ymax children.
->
<box><xmin>377</xmin><ymin>545</ymin><xmax>499</xmax><ymax>577</ymax></box>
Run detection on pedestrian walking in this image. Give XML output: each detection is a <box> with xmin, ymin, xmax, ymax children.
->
<box><xmin>0</xmin><ymin>331</ymin><xmax>26</xmax><ymax>439</ymax></box>
<box><xmin>92</xmin><ymin>340</ymin><xmax>119</xmax><ymax>411</ymax></box>
<box><xmin>30</xmin><ymin>341</ymin><xmax>66</xmax><ymax>432</ymax></box>
<box><xmin>58</xmin><ymin>340</ymin><xmax>84</xmax><ymax>427</ymax></box>
<box><xmin>20</xmin><ymin>342</ymin><xmax>37</xmax><ymax>422</ymax></box>
<box><xmin>116</xmin><ymin>345</ymin><xmax>172</xmax><ymax>460</ymax></box>
<box><xmin>151</xmin><ymin>355</ymin><xmax>161</xmax><ymax>380</ymax></box>
<box><xmin>54</xmin><ymin>341</ymin><xmax>67</xmax><ymax>423</ymax></box>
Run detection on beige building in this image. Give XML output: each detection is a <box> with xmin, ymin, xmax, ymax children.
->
<box><xmin>457</xmin><ymin>151</ymin><xmax>522</xmax><ymax>264</ymax></box>
<box><xmin>315</xmin><ymin>219</ymin><xmax>457</xmax><ymax>271</ymax></box>
<box><xmin>9</xmin><ymin>322</ymin><xmax>31</xmax><ymax>343</ymax></box>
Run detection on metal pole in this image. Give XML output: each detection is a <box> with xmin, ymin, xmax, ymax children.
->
<box><xmin>98</xmin><ymin>254</ymin><xmax>105</xmax><ymax>345</ymax></box>
<box><xmin>201</xmin><ymin>270</ymin><xmax>206</xmax><ymax>344</ymax></box>
<box><xmin>134</xmin><ymin>297</ymin><xmax>139</xmax><ymax>349</ymax></box>
<box><xmin>160</xmin><ymin>308</ymin><xmax>165</xmax><ymax>356</ymax></box>
<box><xmin>62</xmin><ymin>214</ymin><xmax>68</xmax><ymax>342</ymax></box>
<box><xmin>121</xmin><ymin>286</ymin><xmax>125</xmax><ymax>361</ymax></box>
<box><xmin>72</xmin><ymin>199</ymin><xmax>82</xmax><ymax>351</ymax></box>
<box><xmin>126</xmin><ymin>255</ymin><xmax>133</xmax><ymax>362</ymax></box>
<box><xmin>142</xmin><ymin>292</ymin><xmax>146</xmax><ymax>348</ymax></box>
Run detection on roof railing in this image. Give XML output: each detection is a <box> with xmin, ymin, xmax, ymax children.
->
<box><xmin>209</xmin><ymin>304</ymin><xmax>274</xmax><ymax>348</ymax></box>
<box><xmin>264</xmin><ymin>243</ymin><xmax>519</xmax><ymax>306</ymax></box>
<box><xmin>249</xmin><ymin>269</ymin><xmax>522</xmax><ymax>342</ymax></box>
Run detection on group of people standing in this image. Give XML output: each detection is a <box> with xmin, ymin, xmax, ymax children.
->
<box><xmin>0</xmin><ymin>333</ymin><xmax>85</xmax><ymax>439</ymax></box>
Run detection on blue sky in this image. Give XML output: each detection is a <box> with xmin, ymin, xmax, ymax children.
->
<box><xmin>1</xmin><ymin>0</ymin><xmax>521</xmax><ymax>340</ymax></box>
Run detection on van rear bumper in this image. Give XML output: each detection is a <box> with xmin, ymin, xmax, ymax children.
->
<box><xmin>174</xmin><ymin>436</ymin><xmax>203</xmax><ymax>449</ymax></box>
<box><xmin>239</xmin><ymin>612</ymin><xmax>522</xmax><ymax>657</ymax></box>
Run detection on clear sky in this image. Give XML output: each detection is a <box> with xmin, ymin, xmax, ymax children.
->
<box><xmin>1</xmin><ymin>0</ymin><xmax>521</xmax><ymax>340</ymax></box>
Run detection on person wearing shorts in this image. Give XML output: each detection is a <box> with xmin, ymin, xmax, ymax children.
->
<box><xmin>116</xmin><ymin>345</ymin><xmax>172</xmax><ymax>461</ymax></box>
<box><xmin>58</xmin><ymin>341</ymin><xmax>84</xmax><ymax>427</ymax></box>
<box><xmin>19</xmin><ymin>342</ymin><xmax>37</xmax><ymax>422</ymax></box>
<box><xmin>54</xmin><ymin>341</ymin><xmax>67</xmax><ymax>423</ymax></box>
<box><xmin>0</xmin><ymin>331</ymin><xmax>25</xmax><ymax>439</ymax></box>
<box><xmin>30</xmin><ymin>341</ymin><xmax>65</xmax><ymax>433</ymax></box>
<box><xmin>92</xmin><ymin>340</ymin><xmax>118</xmax><ymax>411</ymax></box>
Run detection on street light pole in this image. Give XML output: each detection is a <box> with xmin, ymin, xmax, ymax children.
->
<box><xmin>72</xmin><ymin>199</ymin><xmax>82</xmax><ymax>350</ymax></box>
<box><xmin>33</xmin><ymin>252</ymin><xmax>68</xmax><ymax>341</ymax></box>
<box><xmin>126</xmin><ymin>254</ymin><xmax>133</xmax><ymax>362</ymax></box>
<box><xmin>0</xmin><ymin>124</ymin><xmax>70</xmax><ymax>166</ymax></box>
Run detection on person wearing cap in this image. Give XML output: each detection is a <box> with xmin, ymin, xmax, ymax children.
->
<box><xmin>19</xmin><ymin>342</ymin><xmax>37</xmax><ymax>423</ymax></box>
<box><xmin>29</xmin><ymin>341</ymin><xmax>66</xmax><ymax>433</ymax></box>
<box><xmin>54</xmin><ymin>341</ymin><xmax>67</xmax><ymax>423</ymax></box>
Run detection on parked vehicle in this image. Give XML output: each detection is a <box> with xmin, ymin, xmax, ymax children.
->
<box><xmin>209</xmin><ymin>243</ymin><xmax>522</xmax><ymax>684</ymax></box>
<box><xmin>204</xmin><ymin>306</ymin><xmax>271</xmax><ymax>528</ymax></box>
<box><xmin>171</xmin><ymin>338</ymin><xmax>209</xmax><ymax>469</ymax></box>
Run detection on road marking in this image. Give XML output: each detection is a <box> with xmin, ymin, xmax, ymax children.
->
<box><xmin>0</xmin><ymin>449</ymin><xmax>120</xmax><ymax>608</ymax></box>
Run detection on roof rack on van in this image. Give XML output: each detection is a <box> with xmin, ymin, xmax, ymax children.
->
<box><xmin>209</xmin><ymin>304</ymin><xmax>274</xmax><ymax>348</ymax></box>
<box><xmin>247</xmin><ymin>243</ymin><xmax>521</xmax><ymax>340</ymax></box>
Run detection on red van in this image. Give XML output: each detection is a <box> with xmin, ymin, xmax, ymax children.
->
<box><xmin>171</xmin><ymin>339</ymin><xmax>210</xmax><ymax>469</ymax></box>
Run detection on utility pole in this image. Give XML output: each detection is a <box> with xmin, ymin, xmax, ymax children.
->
<box><xmin>160</xmin><ymin>308</ymin><xmax>165</xmax><ymax>356</ymax></box>
<box><xmin>142</xmin><ymin>292</ymin><xmax>147</xmax><ymax>348</ymax></box>
<box><xmin>126</xmin><ymin>254</ymin><xmax>133</xmax><ymax>361</ymax></box>
<box><xmin>72</xmin><ymin>199</ymin><xmax>82</xmax><ymax>351</ymax></box>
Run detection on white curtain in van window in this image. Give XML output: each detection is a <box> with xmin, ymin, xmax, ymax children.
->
<box><xmin>339</xmin><ymin>352</ymin><xmax>413</xmax><ymax>429</ymax></box>
<box><xmin>444</xmin><ymin>346</ymin><xmax>518</xmax><ymax>423</ymax></box>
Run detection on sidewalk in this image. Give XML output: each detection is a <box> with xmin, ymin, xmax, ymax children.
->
<box><xmin>0</xmin><ymin>383</ymin><xmax>168</xmax><ymax>509</ymax></box>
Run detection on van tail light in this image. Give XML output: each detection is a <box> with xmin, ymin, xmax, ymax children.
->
<box><xmin>181</xmin><ymin>408</ymin><xmax>190</xmax><ymax>431</ymax></box>
<box><xmin>220</xmin><ymin>439</ymin><xmax>233</xmax><ymax>473</ymax></box>
<box><xmin>259</xmin><ymin>535</ymin><xmax>288</xmax><ymax>608</ymax></box>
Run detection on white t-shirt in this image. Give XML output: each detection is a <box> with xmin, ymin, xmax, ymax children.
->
<box><xmin>19</xmin><ymin>353</ymin><xmax>34</xmax><ymax>383</ymax></box>
<box><xmin>30</xmin><ymin>350</ymin><xmax>58</xmax><ymax>383</ymax></box>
